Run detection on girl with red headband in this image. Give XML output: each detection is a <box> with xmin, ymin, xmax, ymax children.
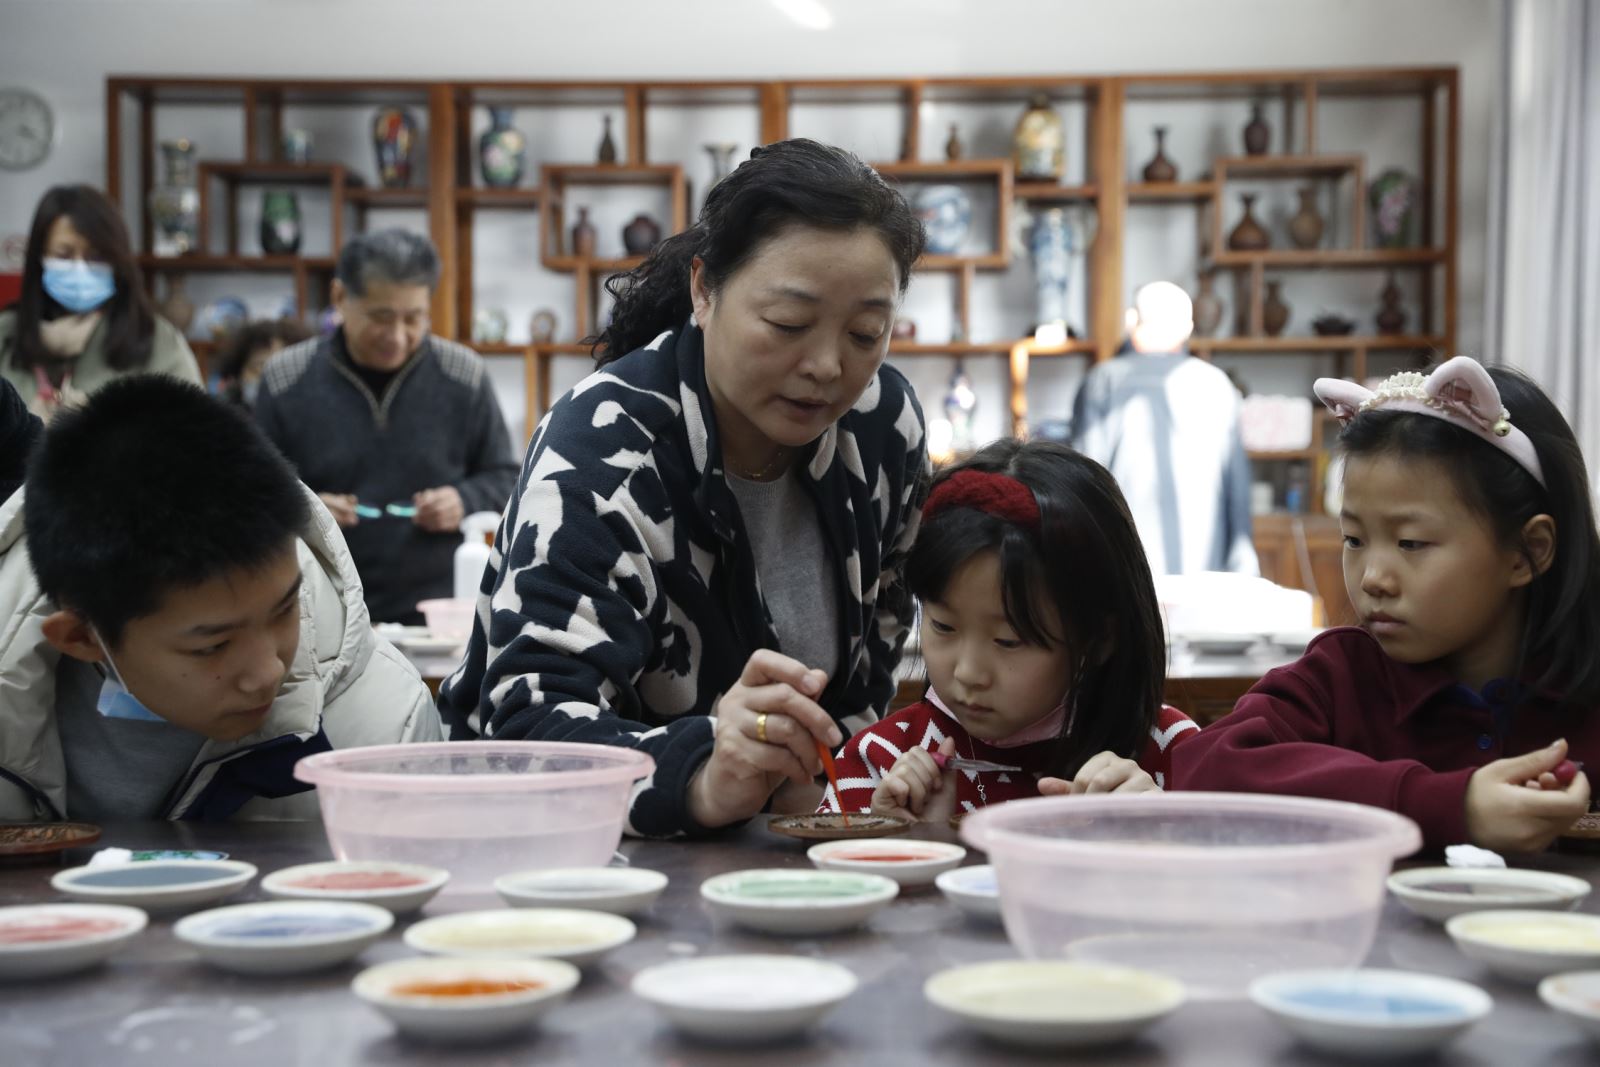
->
<box><xmin>819</xmin><ymin>439</ymin><xmax>1197</xmax><ymax>822</ymax></box>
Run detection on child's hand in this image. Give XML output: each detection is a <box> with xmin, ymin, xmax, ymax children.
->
<box><xmin>1037</xmin><ymin>752</ymin><xmax>1159</xmax><ymax>796</ymax></box>
<box><xmin>1465</xmin><ymin>739</ymin><xmax>1591</xmax><ymax>852</ymax></box>
<box><xmin>871</xmin><ymin>738</ymin><xmax>958</xmax><ymax>823</ymax></box>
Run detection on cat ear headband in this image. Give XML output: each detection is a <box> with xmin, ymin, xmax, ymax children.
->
<box><xmin>1313</xmin><ymin>355</ymin><xmax>1545</xmax><ymax>487</ymax></box>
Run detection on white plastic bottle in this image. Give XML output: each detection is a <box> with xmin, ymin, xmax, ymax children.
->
<box><xmin>453</xmin><ymin>512</ymin><xmax>500</xmax><ymax>602</ymax></box>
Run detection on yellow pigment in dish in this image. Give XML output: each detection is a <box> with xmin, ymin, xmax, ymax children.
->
<box><xmin>1459</xmin><ymin>918</ymin><xmax>1600</xmax><ymax>952</ymax></box>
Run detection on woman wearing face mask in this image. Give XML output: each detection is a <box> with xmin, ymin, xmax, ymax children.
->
<box><xmin>0</xmin><ymin>185</ymin><xmax>200</xmax><ymax>421</ymax></box>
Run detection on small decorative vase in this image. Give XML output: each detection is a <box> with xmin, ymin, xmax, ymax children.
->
<box><xmin>1141</xmin><ymin>126</ymin><xmax>1178</xmax><ymax>183</ymax></box>
<box><xmin>570</xmin><ymin>207</ymin><xmax>597</xmax><ymax>258</ymax></box>
<box><xmin>258</xmin><ymin>189</ymin><xmax>302</xmax><ymax>255</ymax></box>
<box><xmin>1029</xmin><ymin>207</ymin><xmax>1074</xmax><ymax>329</ymax></box>
<box><xmin>1263</xmin><ymin>280</ymin><xmax>1290</xmax><ymax>337</ymax></box>
<box><xmin>1013</xmin><ymin>93</ymin><xmax>1065</xmax><ymax>181</ymax></box>
<box><xmin>597</xmin><ymin>115</ymin><xmax>618</xmax><ymax>165</ymax></box>
<box><xmin>1243</xmin><ymin>102</ymin><xmax>1270</xmax><ymax>156</ymax></box>
<box><xmin>1227</xmin><ymin>193</ymin><xmax>1271</xmax><ymax>252</ymax></box>
<box><xmin>622</xmin><ymin>213</ymin><xmax>662</xmax><ymax>256</ymax></box>
<box><xmin>472</xmin><ymin>307</ymin><xmax>508</xmax><ymax>345</ymax></box>
<box><xmin>149</xmin><ymin>139</ymin><xmax>200</xmax><ymax>256</ymax></box>
<box><xmin>281</xmin><ymin>129</ymin><xmax>312</xmax><ymax>164</ymax></box>
<box><xmin>704</xmin><ymin>142</ymin><xmax>737</xmax><ymax>188</ymax></box>
<box><xmin>479</xmin><ymin>107</ymin><xmax>526</xmax><ymax>189</ymax></box>
<box><xmin>1369</xmin><ymin>169</ymin><xmax>1418</xmax><ymax>248</ymax></box>
<box><xmin>1288</xmin><ymin>186</ymin><xmax>1325</xmax><ymax>250</ymax></box>
<box><xmin>371</xmin><ymin>107</ymin><xmax>418</xmax><ymax>189</ymax></box>
<box><xmin>913</xmin><ymin>184</ymin><xmax>972</xmax><ymax>256</ymax></box>
<box><xmin>1375</xmin><ymin>273</ymin><xmax>1407</xmax><ymax>335</ymax></box>
<box><xmin>1192</xmin><ymin>271</ymin><xmax>1223</xmax><ymax>338</ymax></box>
<box><xmin>529</xmin><ymin>308</ymin><xmax>558</xmax><ymax>344</ymax></box>
<box><xmin>158</xmin><ymin>274</ymin><xmax>196</xmax><ymax>334</ymax></box>
<box><xmin>944</xmin><ymin>124</ymin><xmax>963</xmax><ymax>161</ymax></box>
<box><xmin>944</xmin><ymin>363</ymin><xmax>978</xmax><ymax>454</ymax></box>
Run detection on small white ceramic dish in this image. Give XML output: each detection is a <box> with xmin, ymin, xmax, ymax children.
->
<box><xmin>1538</xmin><ymin>970</ymin><xmax>1600</xmax><ymax>1043</ymax></box>
<box><xmin>353</xmin><ymin>956</ymin><xmax>580</xmax><ymax>1043</ymax></box>
<box><xmin>1180</xmin><ymin>633</ymin><xmax>1260</xmax><ymax>656</ymax></box>
<box><xmin>935</xmin><ymin>864</ymin><xmax>1000</xmax><ymax>922</ymax></box>
<box><xmin>261</xmin><ymin>860</ymin><xmax>449</xmax><ymax>914</ymax></box>
<box><xmin>51</xmin><ymin>859</ymin><xmax>257</xmax><ymax>913</ymax></box>
<box><xmin>924</xmin><ymin>960</ymin><xmax>1185</xmax><ymax>1048</ymax></box>
<box><xmin>174</xmin><ymin>900</ymin><xmax>393</xmax><ymax>975</ymax></box>
<box><xmin>806</xmin><ymin>840</ymin><xmax>966</xmax><ymax>888</ymax></box>
<box><xmin>1249</xmin><ymin>968</ymin><xmax>1491</xmax><ymax>1057</ymax></box>
<box><xmin>404</xmin><ymin>908</ymin><xmax>636</xmax><ymax>967</ymax></box>
<box><xmin>494</xmin><ymin>867</ymin><xmax>667</xmax><ymax>917</ymax></box>
<box><xmin>1267</xmin><ymin>630</ymin><xmax>1322</xmax><ymax>654</ymax></box>
<box><xmin>393</xmin><ymin>635</ymin><xmax>463</xmax><ymax>656</ymax></box>
<box><xmin>1446</xmin><ymin>910</ymin><xmax>1600</xmax><ymax>982</ymax></box>
<box><xmin>632</xmin><ymin>954</ymin><xmax>857</xmax><ymax>1042</ymax></box>
<box><xmin>699</xmin><ymin>869</ymin><xmax>898</xmax><ymax>935</ymax></box>
<box><xmin>0</xmin><ymin>903</ymin><xmax>148</xmax><ymax>980</ymax></box>
<box><xmin>1388</xmin><ymin>867</ymin><xmax>1590</xmax><ymax>923</ymax></box>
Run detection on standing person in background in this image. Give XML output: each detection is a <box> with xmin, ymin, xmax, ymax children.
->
<box><xmin>253</xmin><ymin>230</ymin><xmax>519</xmax><ymax>625</ymax></box>
<box><xmin>1071</xmin><ymin>281</ymin><xmax>1257</xmax><ymax>576</ymax></box>
<box><xmin>0</xmin><ymin>185</ymin><xmax>200</xmax><ymax>422</ymax></box>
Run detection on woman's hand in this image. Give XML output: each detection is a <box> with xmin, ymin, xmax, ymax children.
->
<box><xmin>871</xmin><ymin>738</ymin><xmax>958</xmax><ymax>823</ymax></box>
<box><xmin>687</xmin><ymin>649</ymin><xmax>838</xmax><ymax>829</ymax></box>
<box><xmin>1037</xmin><ymin>752</ymin><xmax>1159</xmax><ymax>796</ymax></box>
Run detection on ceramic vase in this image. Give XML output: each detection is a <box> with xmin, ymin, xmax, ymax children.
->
<box><xmin>1029</xmin><ymin>207</ymin><xmax>1074</xmax><ymax>329</ymax></box>
<box><xmin>598</xmin><ymin>115</ymin><xmax>618</xmax><ymax>164</ymax></box>
<box><xmin>704</xmin><ymin>142</ymin><xmax>737</xmax><ymax>188</ymax></box>
<box><xmin>913</xmin><ymin>184</ymin><xmax>972</xmax><ymax>256</ymax></box>
<box><xmin>149</xmin><ymin>139</ymin><xmax>200</xmax><ymax>256</ymax></box>
<box><xmin>1263</xmin><ymin>281</ymin><xmax>1290</xmax><ymax>337</ymax></box>
<box><xmin>1192</xmin><ymin>271</ymin><xmax>1223</xmax><ymax>338</ymax></box>
<box><xmin>1375</xmin><ymin>273</ymin><xmax>1407</xmax><ymax>334</ymax></box>
<box><xmin>1228</xmin><ymin>193</ymin><xmax>1271</xmax><ymax>252</ymax></box>
<box><xmin>1142</xmin><ymin>126</ymin><xmax>1178</xmax><ymax>183</ymax></box>
<box><xmin>622</xmin><ymin>213</ymin><xmax>662</xmax><ymax>256</ymax></box>
<box><xmin>1288</xmin><ymin>186</ymin><xmax>1325</xmax><ymax>249</ymax></box>
<box><xmin>479</xmin><ymin>107</ymin><xmax>526</xmax><ymax>189</ymax></box>
<box><xmin>372</xmin><ymin>107</ymin><xmax>418</xmax><ymax>189</ymax></box>
<box><xmin>259</xmin><ymin>189</ymin><xmax>302</xmax><ymax>255</ymax></box>
<box><xmin>1243</xmin><ymin>103</ymin><xmax>1270</xmax><ymax>155</ymax></box>
<box><xmin>1369</xmin><ymin>169</ymin><xmax>1418</xmax><ymax>248</ymax></box>
<box><xmin>1013</xmin><ymin>94</ymin><xmax>1065</xmax><ymax>181</ymax></box>
<box><xmin>944</xmin><ymin>124</ymin><xmax>963</xmax><ymax>161</ymax></box>
<box><xmin>944</xmin><ymin>363</ymin><xmax>978</xmax><ymax>454</ymax></box>
<box><xmin>570</xmin><ymin>207</ymin><xmax>597</xmax><ymax>258</ymax></box>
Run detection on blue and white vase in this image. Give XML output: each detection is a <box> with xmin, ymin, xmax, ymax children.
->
<box><xmin>1029</xmin><ymin>207</ymin><xmax>1074</xmax><ymax>329</ymax></box>
<box><xmin>913</xmin><ymin>184</ymin><xmax>972</xmax><ymax>256</ymax></box>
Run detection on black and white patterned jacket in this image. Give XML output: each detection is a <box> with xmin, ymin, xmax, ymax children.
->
<box><xmin>439</xmin><ymin>323</ymin><xmax>928</xmax><ymax>838</ymax></box>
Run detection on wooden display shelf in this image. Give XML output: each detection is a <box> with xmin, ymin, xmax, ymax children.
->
<box><xmin>466</xmin><ymin>342</ymin><xmax>530</xmax><ymax>356</ymax></box>
<box><xmin>456</xmin><ymin>187</ymin><xmax>542</xmax><ymax>208</ymax></box>
<box><xmin>1210</xmin><ymin>249</ymin><xmax>1447</xmax><ymax>268</ymax></box>
<box><xmin>1190</xmin><ymin>334</ymin><xmax>1447</xmax><ymax>352</ymax></box>
<box><xmin>918</xmin><ymin>252</ymin><xmax>1009</xmax><ymax>271</ymax></box>
<box><xmin>889</xmin><ymin>341</ymin><xmax>1045</xmax><ymax>356</ymax></box>
<box><xmin>1128</xmin><ymin>181</ymin><xmax>1217</xmax><ymax>202</ymax></box>
<box><xmin>542</xmin><ymin>256</ymin><xmax>645</xmax><ymax>273</ymax></box>
<box><xmin>347</xmin><ymin>187</ymin><xmax>428</xmax><ymax>207</ymax></box>
<box><xmin>138</xmin><ymin>255</ymin><xmax>336</xmax><ymax>272</ymax></box>
<box><xmin>1013</xmin><ymin>182</ymin><xmax>1099</xmax><ymax>202</ymax></box>
<box><xmin>873</xmin><ymin>159</ymin><xmax>1011</xmax><ymax>181</ymax></box>
<box><xmin>875</xmin><ymin>160</ymin><xmax>1013</xmax><ymax>273</ymax></box>
<box><xmin>541</xmin><ymin>164</ymin><xmax>682</xmax><ymax>186</ymax></box>
<box><xmin>1216</xmin><ymin>154</ymin><xmax>1363</xmax><ymax>178</ymax></box>
<box><xmin>198</xmin><ymin>161</ymin><xmax>355</xmax><ymax>184</ymax></box>
<box><xmin>1249</xmin><ymin>447</ymin><xmax>1323</xmax><ymax>462</ymax></box>
<box><xmin>539</xmin><ymin>163</ymin><xmax>687</xmax><ymax>275</ymax></box>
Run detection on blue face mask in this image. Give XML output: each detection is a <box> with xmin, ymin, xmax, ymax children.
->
<box><xmin>42</xmin><ymin>258</ymin><xmax>116</xmax><ymax>314</ymax></box>
<box><xmin>92</xmin><ymin>633</ymin><xmax>166</xmax><ymax>723</ymax></box>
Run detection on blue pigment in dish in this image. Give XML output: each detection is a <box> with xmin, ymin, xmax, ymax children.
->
<box><xmin>205</xmin><ymin>915</ymin><xmax>378</xmax><ymax>940</ymax></box>
<box><xmin>1280</xmin><ymin>988</ymin><xmax>1462</xmax><ymax>1019</ymax></box>
<box><xmin>70</xmin><ymin>865</ymin><xmax>237</xmax><ymax>887</ymax></box>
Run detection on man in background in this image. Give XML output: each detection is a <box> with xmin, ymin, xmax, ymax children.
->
<box><xmin>1071</xmin><ymin>280</ymin><xmax>1258</xmax><ymax>576</ymax></box>
<box><xmin>255</xmin><ymin>230</ymin><xmax>519</xmax><ymax>624</ymax></box>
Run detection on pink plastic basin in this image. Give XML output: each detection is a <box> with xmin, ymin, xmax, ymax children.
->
<box><xmin>962</xmin><ymin>792</ymin><xmax>1421</xmax><ymax>999</ymax></box>
<box><xmin>295</xmin><ymin>742</ymin><xmax>654</xmax><ymax>894</ymax></box>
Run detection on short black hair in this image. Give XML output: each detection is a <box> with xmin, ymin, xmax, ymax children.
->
<box><xmin>25</xmin><ymin>375</ymin><xmax>310</xmax><ymax>645</ymax></box>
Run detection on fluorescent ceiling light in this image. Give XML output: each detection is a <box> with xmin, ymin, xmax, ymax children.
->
<box><xmin>771</xmin><ymin>0</ymin><xmax>834</xmax><ymax>31</ymax></box>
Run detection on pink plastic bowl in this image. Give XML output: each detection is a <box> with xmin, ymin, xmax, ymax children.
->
<box><xmin>295</xmin><ymin>742</ymin><xmax>654</xmax><ymax>894</ymax></box>
<box><xmin>415</xmin><ymin>598</ymin><xmax>475</xmax><ymax>643</ymax></box>
<box><xmin>962</xmin><ymin>792</ymin><xmax>1421</xmax><ymax>999</ymax></box>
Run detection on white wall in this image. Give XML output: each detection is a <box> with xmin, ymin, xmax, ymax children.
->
<box><xmin>0</xmin><ymin>0</ymin><xmax>1501</xmax><ymax>441</ymax></box>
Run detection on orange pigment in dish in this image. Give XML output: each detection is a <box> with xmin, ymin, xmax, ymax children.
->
<box><xmin>391</xmin><ymin>978</ymin><xmax>547</xmax><ymax>998</ymax></box>
<box><xmin>838</xmin><ymin>852</ymin><xmax>935</xmax><ymax>862</ymax></box>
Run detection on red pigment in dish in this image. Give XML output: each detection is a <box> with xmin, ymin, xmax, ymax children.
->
<box><xmin>0</xmin><ymin>917</ymin><xmax>126</xmax><ymax>944</ymax></box>
<box><xmin>392</xmin><ymin>978</ymin><xmax>547</xmax><ymax>997</ymax></box>
<box><xmin>285</xmin><ymin>871</ymin><xmax>427</xmax><ymax>890</ymax></box>
<box><xmin>838</xmin><ymin>852</ymin><xmax>936</xmax><ymax>862</ymax></box>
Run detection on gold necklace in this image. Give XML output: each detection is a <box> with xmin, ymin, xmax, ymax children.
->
<box><xmin>737</xmin><ymin>447</ymin><xmax>788</xmax><ymax>481</ymax></box>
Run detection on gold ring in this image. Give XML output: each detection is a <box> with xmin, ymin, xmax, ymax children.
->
<box><xmin>756</xmin><ymin>713</ymin><xmax>769</xmax><ymax>744</ymax></box>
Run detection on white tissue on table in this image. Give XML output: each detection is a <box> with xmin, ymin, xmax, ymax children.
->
<box><xmin>1444</xmin><ymin>843</ymin><xmax>1506</xmax><ymax>869</ymax></box>
<box><xmin>86</xmin><ymin>847</ymin><xmax>133</xmax><ymax>867</ymax></box>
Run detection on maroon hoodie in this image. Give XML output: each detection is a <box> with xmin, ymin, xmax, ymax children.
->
<box><xmin>1169</xmin><ymin>627</ymin><xmax>1599</xmax><ymax>850</ymax></box>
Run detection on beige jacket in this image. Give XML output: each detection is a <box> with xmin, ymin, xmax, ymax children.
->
<box><xmin>0</xmin><ymin>486</ymin><xmax>442</xmax><ymax>822</ymax></box>
<box><xmin>0</xmin><ymin>309</ymin><xmax>201</xmax><ymax>412</ymax></box>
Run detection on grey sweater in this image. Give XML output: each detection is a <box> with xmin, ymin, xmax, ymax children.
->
<box><xmin>254</xmin><ymin>331</ymin><xmax>520</xmax><ymax>623</ymax></box>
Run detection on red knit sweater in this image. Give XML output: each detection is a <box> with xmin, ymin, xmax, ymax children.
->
<box><xmin>818</xmin><ymin>699</ymin><xmax>1199</xmax><ymax>815</ymax></box>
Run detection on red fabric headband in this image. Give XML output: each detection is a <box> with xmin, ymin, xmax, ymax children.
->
<box><xmin>923</xmin><ymin>469</ymin><xmax>1040</xmax><ymax>529</ymax></box>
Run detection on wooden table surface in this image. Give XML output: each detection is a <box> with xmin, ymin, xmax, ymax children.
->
<box><xmin>5</xmin><ymin>818</ymin><xmax>1595</xmax><ymax>1067</ymax></box>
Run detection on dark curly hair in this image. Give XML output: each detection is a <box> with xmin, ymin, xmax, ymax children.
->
<box><xmin>593</xmin><ymin>138</ymin><xmax>925</xmax><ymax>362</ymax></box>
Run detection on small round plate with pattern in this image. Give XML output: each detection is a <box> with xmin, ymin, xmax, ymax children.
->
<box><xmin>766</xmin><ymin>813</ymin><xmax>912</xmax><ymax>842</ymax></box>
<box><xmin>0</xmin><ymin>823</ymin><xmax>102</xmax><ymax>861</ymax></box>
